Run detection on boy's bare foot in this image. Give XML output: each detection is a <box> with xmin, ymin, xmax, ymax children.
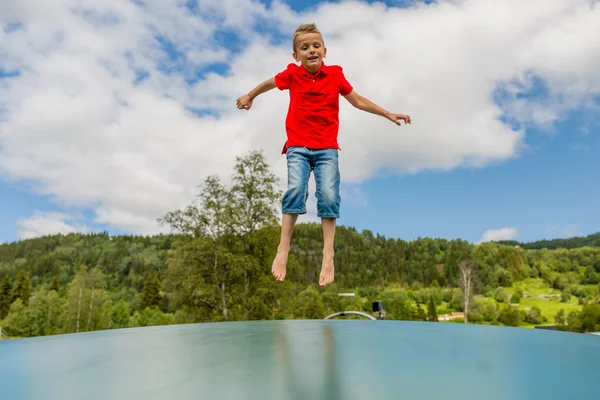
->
<box><xmin>272</xmin><ymin>250</ymin><xmax>288</xmax><ymax>281</ymax></box>
<box><xmin>319</xmin><ymin>252</ymin><xmax>335</xmax><ymax>286</ymax></box>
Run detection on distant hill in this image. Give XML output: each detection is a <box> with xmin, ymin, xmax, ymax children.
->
<box><xmin>497</xmin><ymin>232</ymin><xmax>600</xmax><ymax>250</ymax></box>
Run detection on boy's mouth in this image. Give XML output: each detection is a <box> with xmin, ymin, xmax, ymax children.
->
<box><xmin>307</xmin><ymin>56</ymin><xmax>319</xmax><ymax>61</ymax></box>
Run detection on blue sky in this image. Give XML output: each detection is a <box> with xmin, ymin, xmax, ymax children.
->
<box><xmin>0</xmin><ymin>0</ymin><xmax>599</xmax><ymax>244</ymax></box>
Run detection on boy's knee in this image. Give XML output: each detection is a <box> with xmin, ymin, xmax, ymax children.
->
<box><xmin>316</xmin><ymin>187</ymin><xmax>340</xmax><ymax>218</ymax></box>
<box><xmin>317</xmin><ymin>187</ymin><xmax>339</xmax><ymax>203</ymax></box>
<box><xmin>282</xmin><ymin>177</ymin><xmax>309</xmax><ymax>214</ymax></box>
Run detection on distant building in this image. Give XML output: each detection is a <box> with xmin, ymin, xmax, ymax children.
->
<box><xmin>438</xmin><ymin>312</ymin><xmax>464</xmax><ymax>321</ymax></box>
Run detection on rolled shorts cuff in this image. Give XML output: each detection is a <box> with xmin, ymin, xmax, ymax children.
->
<box><xmin>282</xmin><ymin>208</ymin><xmax>307</xmax><ymax>215</ymax></box>
<box><xmin>317</xmin><ymin>212</ymin><xmax>339</xmax><ymax>219</ymax></box>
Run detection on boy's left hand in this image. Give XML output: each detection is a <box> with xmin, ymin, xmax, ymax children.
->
<box><xmin>387</xmin><ymin>114</ymin><xmax>411</xmax><ymax>126</ymax></box>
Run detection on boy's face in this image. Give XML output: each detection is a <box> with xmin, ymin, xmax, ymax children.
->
<box><xmin>293</xmin><ymin>32</ymin><xmax>327</xmax><ymax>73</ymax></box>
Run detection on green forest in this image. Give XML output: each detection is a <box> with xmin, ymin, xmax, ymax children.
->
<box><xmin>1</xmin><ymin>150</ymin><xmax>600</xmax><ymax>339</ymax></box>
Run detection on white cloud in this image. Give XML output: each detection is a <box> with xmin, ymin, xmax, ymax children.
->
<box><xmin>16</xmin><ymin>211</ymin><xmax>91</xmax><ymax>240</ymax></box>
<box><xmin>478</xmin><ymin>227</ymin><xmax>518</xmax><ymax>244</ymax></box>
<box><xmin>1</xmin><ymin>0</ymin><xmax>599</xmax><ymax>235</ymax></box>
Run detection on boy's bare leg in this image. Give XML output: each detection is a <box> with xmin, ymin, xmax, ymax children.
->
<box><xmin>272</xmin><ymin>213</ymin><xmax>299</xmax><ymax>281</ymax></box>
<box><xmin>320</xmin><ymin>217</ymin><xmax>336</xmax><ymax>286</ymax></box>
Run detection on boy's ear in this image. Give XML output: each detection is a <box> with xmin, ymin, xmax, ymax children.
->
<box><xmin>323</xmin><ymin>47</ymin><xmax>327</xmax><ymax>58</ymax></box>
<box><xmin>292</xmin><ymin>52</ymin><xmax>299</xmax><ymax>62</ymax></box>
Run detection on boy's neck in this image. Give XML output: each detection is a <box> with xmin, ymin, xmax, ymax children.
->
<box><xmin>302</xmin><ymin>62</ymin><xmax>324</xmax><ymax>75</ymax></box>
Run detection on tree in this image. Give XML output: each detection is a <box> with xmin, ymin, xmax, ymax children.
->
<box><xmin>514</xmin><ymin>286</ymin><xmax>524</xmax><ymax>298</ymax></box>
<box><xmin>162</xmin><ymin>238</ymin><xmax>245</xmax><ymax>321</ymax></box>
<box><xmin>578</xmin><ymin>304</ymin><xmax>600</xmax><ymax>333</ymax></box>
<box><xmin>0</xmin><ymin>299</ymin><xmax>33</xmax><ymax>337</ymax></box>
<box><xmin>11</xmin><ymin>270</ymin><xmax>31</xmax><ymax>306</ymax></box>
<box><xmin>229</xmin><ymin>150</ymin><xmax>281</xmax><ymax>319</ymax></box>
<box><xmin>85</xmin><ymin>268</ymin><xmax>106</xmax><ymax>332</ymax></box>
<box><xmin>510</xmin><ymin>293</ymin><xmax>521</xmax><ymax>304</ymax></box>
<box><xmin>482</xmin><ymin>300</ymin><xmax>498</xmax><ymax>323</ymax></box>
<box><xmin>107</xmin><ymin>300</ymin><xmax>131</xmax><ymax>329</ymax></box>
<box><xmin>29</xmin><ymin>288</ymin><xmax>65</xmax><ymax>336</ymax></box>
<box><xmin>495</xmin><ymin>287</ymin><xmax>508</xmax><ymax>303</ymax></box>
<box><xmin>582</xmin><ymin>266</ymin><xmax>599</xmax><ymax>285</ymax></box>
<box><xmin>159</xmin><ymin>175</ymin><xmax>234</xmax><ymax>239</ymax></box>
<box><xmin>160</xmin><ymin>150</ymin><xmax>281</xmax><ymax>321</ymax></box>
<box><xmin>131</xmin><ymin>307</ymin><xmax>173</xmax><ymax>327</ymax></box>
<box><xmin>49</xmin><ymin>275</ymin><xmax>60</xmax><ymax>292</ymax></box>
<box><xmin>555</xmin><ymin>309</ymin><xmax>566</xmax><ymax>329</ymax></box>
<box><xmin>459</xmin><ymin>260</ymin><xmax>475</xmax><ymax>323</ymax></box>
<box><xmin>229</xmin><ymin>149</ymin><xmax>281</xmax><ymax>236</ymax></box>
<box><xmin>413</xmin><ymin>303</ymin><xmax>427</xmax><ymax>321</ymax></box>
<box><xmin>297</xmin><ymin>286</ymin><xmax>325</xmax><ymax>319</ymax></box>
<box><xmin>525</xmin><ymin>306</ymin><xmax>542</xmax><ymax>325</ymax></box>
<box><xmin>567</xmin><ymin>310</ymin><xmax>582</xmax><ymax>332</ymax></box>
<box><xmin>498</xmin><ymin>306</ymin><xmax>522</xmax><ymax>327</ymax></box>
<box><xmin>382</xmin><ymin>289</ymin><xmax>413</xmax><ymax>321</ymax></box>
<box><xmin>65</xmin><ymin>267</ymin><xmax>107</xmax><ymax>333</ymax></box>
<box><xmin>140</xmin><ymin>273</ymin><xmax>161</xmax><ymax>310</ymax></box>
<box><xmin>427</xmin><ymin>297</ymin><xmax>438</xmax><ymax>322</ymax></box>
<box><xmin>0</xmin><ymin>275</ymin><xmax>12</xmax><ymax>319</ymax></box>
<box><xmin>0</xmin><ymin>289</ymin><xmax>64</xmax><ymax>338</ymax></box>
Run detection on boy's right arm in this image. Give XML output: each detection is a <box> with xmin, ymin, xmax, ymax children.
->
<box><xmin>236</xmin><ymin>77</ymin><xmax>277</xmax><ymax>110</ymax></box>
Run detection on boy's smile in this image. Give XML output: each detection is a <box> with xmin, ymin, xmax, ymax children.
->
<box><xmin>293</xmin><ymin>32</ymin><xmax>327</xmax><ymax>74</ymax></box>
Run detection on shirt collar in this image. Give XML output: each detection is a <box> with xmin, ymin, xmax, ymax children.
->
<box><xmin>299</xmin><ymin>62</ymin><xmax>330</xmax><ymax>77</ymax></box>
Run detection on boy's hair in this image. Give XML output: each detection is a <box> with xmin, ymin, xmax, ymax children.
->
<box><xmin>292</xmin><ymin>23</ymin><xmax>323</xmax><ymax>52</ymax></box>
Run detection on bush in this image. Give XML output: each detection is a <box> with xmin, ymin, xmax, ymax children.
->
<box><xmin>131</xmin><ymin>307</ymin><xmax>174</xmax><ymax>327</ymax></box>
<box><xmin>495</xmin><ymin>287</ymin><xmax>508</xmax><ymax>303</ymax></box>
<box><xmin>525</xmin><ymin>307</ymin><xmax>542</xmax><ymax>325</ymax></box>
<box><xmin>498</xmin><ymin>306</ymin><xmax>522</xmax><ymax>327</ymax></box>
<box><xmin>511</xmin><ymin>293</ymin><xmax>521</xmax><ymax>304</ymax></box>
<box><xmin>514</xmin><ymin>286</ymin><xmax>524</xmax><ymax>298</ymax></box>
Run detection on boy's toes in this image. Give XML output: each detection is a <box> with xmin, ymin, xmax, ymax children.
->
<box><xmin>273</xmin><ymin>271</ymin><xmax>286</xmax><ymax>281</ymax></box>
<box><xmin>319</xmin><ymin>273</ymin><xmax>334</xmax><ymax>287</ymax></box>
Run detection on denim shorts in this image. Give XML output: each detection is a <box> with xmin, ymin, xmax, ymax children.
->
<box><xmin>282</xmin><ymin>146</ymin><xmax>341</xmax><ymax>218</ymax></box>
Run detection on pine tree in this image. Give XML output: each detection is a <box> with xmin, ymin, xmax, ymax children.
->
<box><xmin>427</xmin><ymin>297</ymin><xmax>438</xmax><ymax>322</ymax></box>
<box><xmin>0</xmin><ymin>275</ymin><xmax>13</xmax><ymax>319</ymax></box>
<box><xmin>49</xmin><ymin>276</ymin><xmax>60</xmax><ymax>292</ymax></box>
<box><xmin>11</xmin><ymin>270</ymin><xmax>31</xmax><ymax>306</ymax></box>
<box><xmin>140</xmin><ymin>273</ymin><xmax>161</xmax><ymax>310</ymax></box>
<box><xmin>413</xmin><ymin>302</ymin><xmax>427</xmax><ymax>321</ymax></box>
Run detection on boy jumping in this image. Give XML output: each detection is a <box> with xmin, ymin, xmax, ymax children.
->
<box><xmin>236</xmin><ymin>23</ymin><xmax>411</xmax><ymax>286</ymax></box>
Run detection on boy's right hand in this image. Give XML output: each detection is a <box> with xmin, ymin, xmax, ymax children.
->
<box><xmin>236</xmin><ymin>94</ymin><xmax>253</xmax><ymax>110</ymax></box>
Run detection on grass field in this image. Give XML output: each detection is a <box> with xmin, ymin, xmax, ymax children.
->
<box><xmin>503</xmin><ymin>279</ymin><xmax>583</xmax><ymax>324</ymax></box>
<box><xmin>435</xmin><ymin>278</ymin><xmax>595</xmax><ymax>328</ymax></box>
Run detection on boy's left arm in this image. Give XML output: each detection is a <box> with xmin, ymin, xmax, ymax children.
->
<box><xmin>343</xmin><ymin>91</ymin><xmax>411</xmax><ymax>126</ymax></box>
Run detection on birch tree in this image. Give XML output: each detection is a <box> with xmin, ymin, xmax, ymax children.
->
<box><xmin>160</xmin><ymin>149</ymin><xmax>281</xmax><ymax>321</ymax></box>
<box><xmin>65</xmin><ymin>266</ymin><xmax>107</xmax><ymax>333</ymax></box>
<box><xmin>459</xmin><ymin>260</ymin><xmax>476</xmax><ymax>323</ymax></box>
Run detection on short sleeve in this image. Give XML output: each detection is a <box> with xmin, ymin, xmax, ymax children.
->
<box><xmin>338</xmin><ymin>67</ymin><xmax>353</xmax><ymax>96</ymax></box>
<box><xmin>274</xmin><ymin>64</ymin><xmax>293</xmax><ymax>90</ymax></box>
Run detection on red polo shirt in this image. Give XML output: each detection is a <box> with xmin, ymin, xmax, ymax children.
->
<box><xmin>274</xmin><ymin>63</ymin><xmax>353</xmax><ymax>153</ymax></box>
